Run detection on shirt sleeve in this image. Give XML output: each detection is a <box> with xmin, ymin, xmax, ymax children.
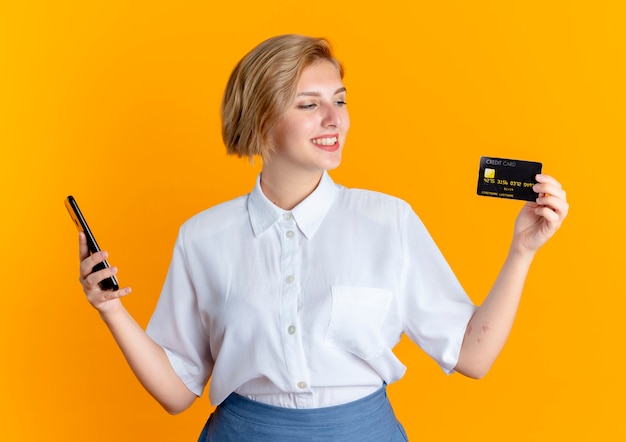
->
<box><xmin>145</xmin><ymin>228</ymin><xmax>213</xmax><ymax>397</ymax></box>
<box><xmin>399</xmin><ymin>204</ymin><xmax>477</xmax><ymax>374</ymax></box>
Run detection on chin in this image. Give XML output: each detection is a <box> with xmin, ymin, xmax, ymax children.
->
<box><xmin>321</xmin><ymin>160</ymin><xmax>341</xmax><ymax>172</ymax></box>
<box><xmin>321</xmin><ymin>153</ymin><xmax>342</xmax><ymax>171</ymax></box>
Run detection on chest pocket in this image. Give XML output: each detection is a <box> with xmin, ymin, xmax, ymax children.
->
<box><xmin>325</xmin><ymin>286</ymin><xmax>392</xmax><ymax>360</ymax></box>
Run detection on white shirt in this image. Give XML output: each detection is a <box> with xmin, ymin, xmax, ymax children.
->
<box><xmin>146</xmin><ymin>171</ymin><xmax>476</xmax><ymax>408</ymax></box>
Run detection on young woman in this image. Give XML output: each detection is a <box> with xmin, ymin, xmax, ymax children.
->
<box><xmin>77</xmin><ymin>34</ymin><xmax>569</xmax><ymax>441</ymax></box>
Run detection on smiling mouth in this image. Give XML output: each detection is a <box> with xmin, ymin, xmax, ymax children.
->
<box><xmin>311</xmin><ymin>136</ymin><xmax>338</xmax><ymax>146</ymax></box>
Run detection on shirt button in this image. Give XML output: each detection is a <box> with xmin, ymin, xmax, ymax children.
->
<box><xmin>283</xmin><ymin>213</ymin><xmax>293</xmax><ymax>221</ymax></box>
<box><xmin>285</xmin><ymin>275</ymin><xmax>295</xmax><ymax>284</ymax></box>
<box><xmin>297</xmin><ymin>381</ymin><xmax>308</xmax><ymax>389</ymax></box>
<box><xmin>287</xmin><ymin>325</ymin><xmax>296</xmax><ymax>334</ymax></box>
<box><xmin>285</xmin><ymin>230</ymin><xmax>295</xmax><ymax>238</ymax></box>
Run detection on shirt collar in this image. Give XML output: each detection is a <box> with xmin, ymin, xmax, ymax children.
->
<box><xmin>248</xmin><ymin>171</ymin><xmax>337</xmax><ymax>239</ymax></box>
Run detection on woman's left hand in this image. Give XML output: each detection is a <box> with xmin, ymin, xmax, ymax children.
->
<box><xmin>512</xmin><ymin>174</ymin><xmax>569</xmax><ymax>254</ymax></box>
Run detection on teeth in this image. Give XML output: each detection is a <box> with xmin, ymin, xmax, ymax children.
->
<box><xmin>312</xmin><ymin>137</ymin><xmax>337</xmax><ymax>146</ymax></box>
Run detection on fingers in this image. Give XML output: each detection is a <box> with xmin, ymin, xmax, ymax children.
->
<box><xmin>536</xmin><ymin>194</ymin><xmax>569</xmax><ymax>220</ymax></box>
<box><xmin>81</xmin><ymin>262</ymin><xmax>132</xmax><ymax>309</ymax></box>
<box><xmin>79</xmin><ymin>249</ymin><xmax>110</xmax><ymax>281</ymax></box>
<box><xmin>78</xmin><ymin>231</ymin><xmax>89</xmax><ymax>261</ymax></box>
<box><xmin>533</xmin><ymin>174</ymin><xmax>569</xmax><ymax>218</ymax></box>
<box><xmin>78</xmin><ymin>232</ymin><xmax>114</xmax><ymax>285</ymax></box>
<box><xmin>77</xmin><ymin>233</ymin><xmax>131</xmax><ymax>310</ymax></box>
<box><xmin>533</xmin><ymin>204</ymin><xmax>561</xmax><ymax>227</ymax></box>
<box><xmin>86</xmin><ymin>283</ymin><xmax>133</xmax><ymax>313</ymax></box>
<box><xmin>78</xmin><ymin>238</ymin><xmax>125</xmax><ymax>292</ymax></box>
<box><xmin>513</xmin><ymin>174</ymin><xmax>569</xmax><ymax>253</ymax></box>
<box><xmin>534</xmin><ymin>174</ymin><xmax>566</xmax><ymax>200</ymax></box>
<box><xmin>81</xmin><ymin>260</ymin><xmax>116</xmax><ymax>290</ymax></box>
<box><xmin>530</xmin><ymin>175</ymin><xmax>569</xmax><ymax>240</ymax></box>
<box><xmin>92</xmin><ymin>284</ymin><xmax>133</xmax><ymax>302</ymax></box>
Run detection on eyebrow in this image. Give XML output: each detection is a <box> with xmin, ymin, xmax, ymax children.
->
<box><xmin>296</xmin><ymin>87</ymin><xmax>347</xmax><ymax>97</ymax></box>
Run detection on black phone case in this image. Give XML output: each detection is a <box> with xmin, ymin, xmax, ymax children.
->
<box><xmin>65</xmin><ymin>195</ymin><xmax>119</xmax><ymax>291</ymax></box>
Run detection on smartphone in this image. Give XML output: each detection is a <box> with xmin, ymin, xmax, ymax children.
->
<box><xmin>65</xmin><ymin>195</ymin><xmax>119</xmax><ymax>291</ymax></box>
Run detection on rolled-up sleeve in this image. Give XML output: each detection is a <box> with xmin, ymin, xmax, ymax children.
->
<box><xmin>399</xmin><ymin>205</ymin><xmax>477</xmax><ymax>373</ymax></box>
<box><xmin>146</xmin><ymin>228</ymin><xmax>213</xmax><ymax>397</ymax></box>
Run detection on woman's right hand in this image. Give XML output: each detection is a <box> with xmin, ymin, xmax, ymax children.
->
<box><xmin>78</xmin><ymin>232</ymin><xmax>131</xmax><ymax>315</ymax></box>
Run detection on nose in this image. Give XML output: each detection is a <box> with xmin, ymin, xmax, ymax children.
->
<box><xmin>322</xmin><ymin>103</ymin><xmax>342</xmax><ymax>128</ymax></box>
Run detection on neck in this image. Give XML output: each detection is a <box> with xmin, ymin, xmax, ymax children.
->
<box><xmin>260</xmin><ymin>167</ymin><xmax>324</xmax><ymax>210</ymax></box>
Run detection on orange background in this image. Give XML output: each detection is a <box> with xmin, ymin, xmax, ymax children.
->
<box><xmin>2</xmin><ymin>1</ymin><xmax>625</xmax><ymax>440</ymax></box>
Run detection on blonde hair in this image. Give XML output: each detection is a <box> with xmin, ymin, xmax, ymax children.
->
<box><xmin>221</xmin><ymin>34</ymin><xmax>343</xmax><ymax>161</ymax></box>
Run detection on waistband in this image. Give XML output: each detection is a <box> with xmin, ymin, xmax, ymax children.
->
<box><xmin>218</xmin><ymin>385</ymin><xmax>390</xmax><ymax>427</ymax></box>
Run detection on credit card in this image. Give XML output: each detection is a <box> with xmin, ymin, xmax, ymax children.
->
<box><xmin>476</xmin><ymin>156</ymin><xmax>542</xmax><ymax>201</ymax></box>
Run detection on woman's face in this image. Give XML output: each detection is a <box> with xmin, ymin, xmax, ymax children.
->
<box><xmin>267</xmin><ymin>60</ymin><xmax>350</xmax><ymax>175</ymax></box>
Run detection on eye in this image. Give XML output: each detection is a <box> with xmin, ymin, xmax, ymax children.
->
<box><xmin>335</xmin><ymin>99</ymin><xmax>347</xmax><ymax>106</ymax></box>
<box><xmin>297</xmin><ymin>103</ymin><xmax>318</xmax><ymax>110</ymax></box>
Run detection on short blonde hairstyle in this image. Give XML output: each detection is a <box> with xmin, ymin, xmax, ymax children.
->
<box><xmin>221</xmin><ymin>34</ymin><xmax>343</xmax><ymax>161</ymax></box>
